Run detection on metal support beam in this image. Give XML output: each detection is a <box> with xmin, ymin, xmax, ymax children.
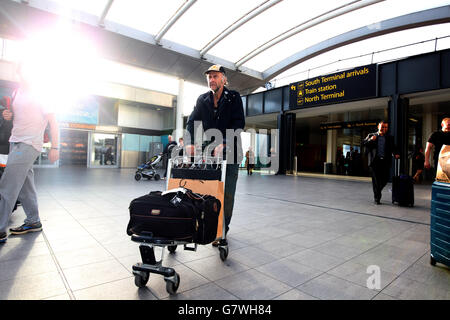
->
<box><xmin>262</xmin><ymin>5</ymin><xmax>450</xmax><ymax>81</ymax></box>
<box><xmin>155</xmin><ymin>0</ymin><xmax>197</xmax><ymax>44</ymax></box>
<box><xmin>235</xmin><ymin>0</ymin><xmax>384</xmax><ymax>68</ymax></box>
<box><xmin>98</xmin><ymin>0</ymin><xmax>114</xmax><ymax>28</ymax></box>
<box><xmin>199</xmin><ymin>0</ymin><xmax>282</xmax><ymax>57</ymax></box>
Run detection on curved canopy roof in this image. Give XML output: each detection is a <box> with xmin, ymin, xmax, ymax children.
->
<box><xmin>0</xmin><ymin>0</ymin><xmax>449</xmax><ymax>93</ymax></box>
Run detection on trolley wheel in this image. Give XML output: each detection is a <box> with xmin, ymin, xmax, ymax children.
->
<box><xmin>134</xmin><ymin>173</ymin><xmax>142</xmax><ymax>181</ymax></box>
<box><xmin>154</xmin><ymin>174</ymin><xmax>161</xmax><ymax>181</ymax></box>
<box><xmin>165</xmin><ymin>272</ymin><xmax>180</xmax><ymax>295</ymax></box>
<box><xmin>430</xmin><ymin>256</ymin><xmax>436</xmax><ymax>266</ymax></box>
<box><xmin>168</xmin><ymin>245</ymin><xmax>177</xmax><ymax>254</ymax></box>
<box><xmin>134</xmin><ymin>271</ymin><xmax>150</xmax><ymax>288</ymax></box>
<box><xmin>219</xmin><ymin>247</ymin><xmax>228</xmax><ymax>261</ymax></box>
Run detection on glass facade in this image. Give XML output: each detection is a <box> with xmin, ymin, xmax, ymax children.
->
<box><xmin>121</xmin><ymin>133</ymin><xmax>163</xmax><ymax>168</ymax></box>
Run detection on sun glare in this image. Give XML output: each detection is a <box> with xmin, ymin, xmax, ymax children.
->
<box><xmin>19</xmin><ymin>21</ymin><xmax>100</xmax><ymax>113</ymax></box>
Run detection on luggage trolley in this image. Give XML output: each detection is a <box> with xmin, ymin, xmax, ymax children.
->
<box><xmin>130</xmin><ymin>153</ymin><xmax>228</xmax><ymax>295</ymax></box>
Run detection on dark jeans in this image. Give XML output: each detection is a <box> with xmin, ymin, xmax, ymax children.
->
<box><xmin>370</xmin><ymin>158</ymin><xmax>390</xmax><ymax>201</ymax></box>
<box><xmin>163</xmin><ymin>154</ymin><xmax>169</xmax><ymax>178</ymax></box>
<box><xmin>224</xmin><ymin>164</ymin><xmax>239</xmax><ymax>234</ymax></box>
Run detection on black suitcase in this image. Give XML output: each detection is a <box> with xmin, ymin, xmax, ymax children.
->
<box><xmin>392</xmin><ymin>159</ymin><xmax>414</xmax><ymax>207</ymax></box>
<box><xmin>127</xmin><ymin>189</ymin><xmax>221</xmax><ymax>244</ymax></box>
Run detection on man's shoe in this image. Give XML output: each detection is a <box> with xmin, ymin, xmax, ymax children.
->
<box><xmin>0</xmin><ymin>232</ymin><xmax>7</xmax><ymax>243</ymax></box>
<box><xmin>9</xmin><ymin>222</ymin><xmax>42</xmax><ymax>235</ymax></box>
<box><xmin>374</xmin><ymin>199</ymin><xmax>381</xmax><ymax>205</ymax></box>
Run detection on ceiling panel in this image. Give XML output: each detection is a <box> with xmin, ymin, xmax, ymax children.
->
<box><xmin>145</xmin><ymin>47</ymin><xmax>181</xmax><ymax>73</ymax></box>
<box><xmin>166</xmin><ymin>55</ymin><xmax>201</xmax><ymax>79</ymax></box>
<box><xmin>207</xmin><ymin>0</ymin><xmax>352</xmax><ymax>63</ymax></box>
<box><xmin>0</xmin><ymin>0</ymin><xmax>449</xmax><ymax>93</ymax></box>
<box><xmin>49</xmin><ymin>0</ymin><xmax>108</xmax><ymax>17</ymax></box>
<box><xmin>106</xmin><ymin>0</ymin><xmax>185</xmax><ymax>36</ymax></box>
<box><xmin>163</xmin><ymin>0</ymin><xmax>264</xmax><ymax>50</ymax></box>
<box><xmin>241</xmin><ymin>0</ymin><xmax>450</xmax><ymax>71</ymax></box>
<box><xmin>118</xmin><ymin>39</ymin><xmax>156</xmax><ymax>67</ymax></box>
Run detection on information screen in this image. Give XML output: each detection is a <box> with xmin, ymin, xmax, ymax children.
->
<box><xmin>289</xmin><ymin>64</ymin><xmax>377</xmax><ymax>109</ymax></box>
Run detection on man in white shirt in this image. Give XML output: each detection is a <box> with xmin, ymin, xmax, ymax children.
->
<box><xmin>0</xmin><ymin>66</ymin><xmax>59</xmax><ymax>243</ymax></box>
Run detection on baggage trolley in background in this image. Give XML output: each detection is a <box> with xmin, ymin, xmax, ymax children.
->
<box><xmin>130</xmin><ymin>155</ymin><xmax>228</xmax><ymax>295</ymax></box>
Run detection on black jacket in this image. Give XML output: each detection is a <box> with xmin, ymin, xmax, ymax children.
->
<box><xmin>186</xmin><ymin>87</ymin><xmax>245</xmax><ymax>162</ymax></box>
<box><xmin>163</xmin><ymin>141</ymin><xmax>177</xmax><ymax>154</ymax></box>
<box><xmin>363</xmin><ymin>132</ymin><xmax>398</xmax><ymax>167</ymax></box>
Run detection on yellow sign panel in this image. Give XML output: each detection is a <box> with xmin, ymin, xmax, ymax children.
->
<box><xmin>289</xmin><ymin>64</ymin><xmax>376</xmax><ymax>108</ymax></box>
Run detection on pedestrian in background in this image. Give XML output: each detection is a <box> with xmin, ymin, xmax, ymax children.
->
<box><xmin>245</xmin><ymin>147</ymin><xmax>255</xmax><ymax>175</ymax></box>
<box><xmin>425</xmin><ymin>117</ymin><xmax>450</xmax><ymax>175</ymax></box>
<box><xmin>363</xmin><ymin>120</ymin><xmax>399</xmax><ymax>205</ymax></box>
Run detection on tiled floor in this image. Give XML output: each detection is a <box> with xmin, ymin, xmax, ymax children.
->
<box><xmin>0</xmin><ymin>167</ymin><xmax>449</xmax><ymax>300</ymax></box>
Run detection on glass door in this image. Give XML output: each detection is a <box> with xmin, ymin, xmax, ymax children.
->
<box><xmin>88</xmin><ymin>132</ymin><xmax>119</xmax><ymax>168</ymax></box>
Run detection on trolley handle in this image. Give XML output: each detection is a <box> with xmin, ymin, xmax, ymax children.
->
<box><xmin>166</xmin><ymin>158</ymin><xmax>227</xmax><ymax>189</ymax></box>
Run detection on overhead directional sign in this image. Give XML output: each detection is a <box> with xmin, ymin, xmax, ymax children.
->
<box><xmin>320</xmin><ymin>120</ymin><xmax>378</xmax><ymax>130</ymax></box>
<box><xmin>289</xmin><ymin>64</ymin><xmax>377</xmax><ymax>109</ymax></box>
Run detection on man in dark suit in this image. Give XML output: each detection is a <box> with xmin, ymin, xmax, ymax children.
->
<box><xmin>363</xmin><ymin>120</ymin><xmax>399</xmax><ymax>204</ymax></box>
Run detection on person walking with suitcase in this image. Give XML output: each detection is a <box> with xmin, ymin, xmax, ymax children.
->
<box><xmin>363</xmin><ymin>120</ymin><xmax>399</xmax><ymax>205</ymax></box>
<box><xmin>0</xmin><ymin>64</ymin><xmax>59</xmax><ymax>244</ymax></box>
<box><xmin>184</xmin><ymin>65</ymin><xmax>245</xmax><ymax>245</ymax></box>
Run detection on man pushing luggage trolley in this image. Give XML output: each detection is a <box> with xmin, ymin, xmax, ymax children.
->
<box><xmin>126</xmin><ymin>64</ymin><xmax>244</xmax><ymax>294</ymax></box>
<box><xmin>127</xmin><ymin>155</ymin><xmax>228</xmax><ymax>294</ymax></box>
<box><xmin>184</xmin><ymin>64</ymin><xmax>245</xmax><ymax>242</ymax></box>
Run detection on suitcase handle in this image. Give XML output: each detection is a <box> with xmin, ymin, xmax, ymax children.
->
<box><xmin>394</xmin><ymin>158</ymin><xmax>400</xmax><ymax>177</ymax></box>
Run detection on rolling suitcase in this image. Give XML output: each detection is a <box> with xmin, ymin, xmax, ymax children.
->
<box><xmin>392</xmin><ymin>159</ymin><xmax>414</xmax><ymax>207</ymax></box>
<box><xmin>430</xmin><ymin>181</ymin><xmax>450</xmax><ymax>268</ymax></box>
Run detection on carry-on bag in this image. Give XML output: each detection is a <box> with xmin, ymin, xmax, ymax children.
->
<box><xmin>430</xmin><ymin>181</ymin><xmax>450</xmax><ymax>267</ymax></box>
<box><xmin>127</xmin><ymin>188</ymin><xmax>221</xmax><ymax>244</ymax></box>
<box><xmin>392</xmin><ymin>159</ymin><xmax>414</xmax><ymax>207</ymax></box>
<box><xmin>168</xmin><ymin>177</ymin><xmax>225</xmax><ymax>240</ymax></box>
